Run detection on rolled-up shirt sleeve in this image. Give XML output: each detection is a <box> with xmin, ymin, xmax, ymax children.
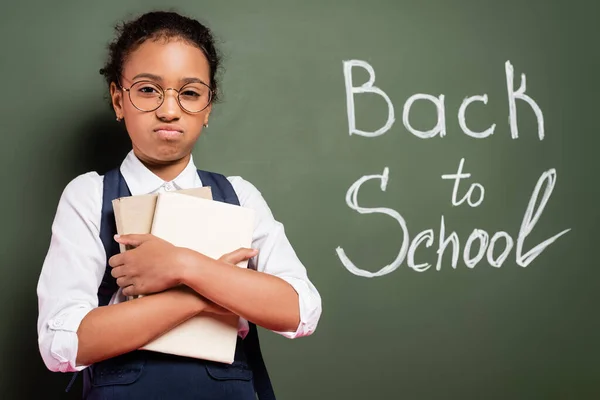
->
<box><xmin>37</xmin><ymin>172</ymin><xmax>106</xmax><ymax>372</ymax></box>
<box><xmin>229</xmin><ymin>177</ymin><xmax>322</xmax><ymax>339</ymax></box>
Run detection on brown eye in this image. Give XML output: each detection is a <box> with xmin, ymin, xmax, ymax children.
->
<box><xmin>127</xmin><ymin>81</ymin><xmax>164</xmax><ymax>111</ymax></box>
<box><xmin>132</xmin><ymin>82</ymin><xmax>162</xmax><ymax>97</ymax></box>
<box><xmin>177</xmin><ymin>83</ymin><xmax>212</xmax><ymax>113</ymax></box>
<box><xmin>180</xmin><ymin>89</ymin><xmax>201</xmax><ymax>99</ymax></box>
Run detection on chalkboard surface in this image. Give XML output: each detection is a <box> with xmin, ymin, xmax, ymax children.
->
<box><xmin>1</xmin><ymin>1</ymin><xmax>598</xmax><ymax>399</ymax></box>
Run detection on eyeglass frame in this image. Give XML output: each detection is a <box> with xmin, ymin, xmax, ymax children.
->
<box><xmin>118</xmin><ymin>78</ymin><xmax>214</xmax><ymax>114</ymax></box>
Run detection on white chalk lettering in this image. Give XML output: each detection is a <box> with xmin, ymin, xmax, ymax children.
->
<box><xmin>516</xmin><ymin>169</ymin><xmax>570</xmax><ymax>266</ymax></box>
<box><xmin>403</xmin><ymin>94</ymin><xmax>446</xmax><ymax>139</ymax></box>
<box><xmin>336</xmin><ymin>168</ymin><xmax>409</xmax><ymax>277</ymax></box>
<box><xmin>343</xmin><ymin>60</ymin><xmax>395</xmax><ymax>138</ymax></box>
<box><xmin>337</xmin><ymin>58</ymin><xmax>569</xmax><ymax>274</ymax></box>
<box><xmin>463</xmin><ymin>229</ymin><xmax>490</xmax><ymax>268</ymax></box>
<box><xmin>506</xmin><ymin>61</ymin><xmax>545</xmax><ymax>140</ymax></box>
<box><xmin>408</xmin><ymin>229</ymin><xmax>434</xmax><ymax>272</ymax></box>
<box><xmin>458</xmin><ymin>94</ymin><xmax>496</xmax><ymax>138</ymax></box>
<box><xmin>441</xmin><ymin>158</ymin><xmax>485</xmax><ymax>207</ymax></box>
<box><xmin>487</xmin><ymin>232</ymin><xmax>514</xmax><ymax>268</ymax></box>
<box><xmin>436</xmin><ymin>216</ymin><xmax>460</xmax><ymax>270</ymax></box>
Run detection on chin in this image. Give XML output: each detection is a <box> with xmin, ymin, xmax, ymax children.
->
<box><xmin>134</xmin><ymin>147</ymin><xmax>186</xmax><ymax>165</ymax></box>
<box><xmin>153</xmin><ymin>146</ymin><xmax>190</xmax><ymax>163</ymax></box>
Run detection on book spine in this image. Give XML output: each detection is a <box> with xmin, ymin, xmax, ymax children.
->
<box><xmin>149</xmin><ymin>192</ymin><xmax>166</xmax><ymax>236</ymax></box>
<box><xmin>111</xmin><ymin>199</ymin><xmax>127</xmax><ymax>253</ymax></box>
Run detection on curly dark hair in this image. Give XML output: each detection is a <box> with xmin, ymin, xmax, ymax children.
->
<box><xmin>99</xmin><ymin>10</ymin><xmax>222</xmax><ymax>103</ymax></box>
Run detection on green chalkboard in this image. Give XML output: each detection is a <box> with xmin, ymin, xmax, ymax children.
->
<box><xmin>1</xmin><ymin>1</ymin><xmax>598</xmax><ymax>399</ymax></box>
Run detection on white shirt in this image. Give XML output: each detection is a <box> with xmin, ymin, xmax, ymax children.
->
<box><xmin>37</xmin><ymin>150</ymin><xmax>322</xmax><ymax>373</ymax></box>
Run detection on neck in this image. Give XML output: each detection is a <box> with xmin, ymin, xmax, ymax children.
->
<box><xmin>133</xmin><ymin>150</ymin><xmax>191</xmax><ymax>182</ymax></box>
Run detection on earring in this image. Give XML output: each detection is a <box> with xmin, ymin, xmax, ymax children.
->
<box><xmin>116</xmin><ymin>117</ymin><xmax>121</xmax><ymax>122</ymax></box>
<box><xmin>203</xmin><ymin>123</ymin><xmax>208</xmax><ymax>128</ymax></box>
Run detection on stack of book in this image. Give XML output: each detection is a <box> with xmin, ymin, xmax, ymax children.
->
<box><xmin>112</xmin><ymin>187</ymin><xmax>255</xmax><ymax>364</ymax></box>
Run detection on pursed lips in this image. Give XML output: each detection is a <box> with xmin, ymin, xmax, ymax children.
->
<box><xmin>154</xmin><ymin>125</ymin><xmax>184</xmax><ymax>139</ymax></box>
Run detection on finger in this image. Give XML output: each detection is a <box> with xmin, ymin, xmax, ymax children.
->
<box><xmin>111</xmin><ymin>266</ymin><xmax>125</xmax><ymax>279</ymax></box>
<box><xmin>122</xmin><ymin>285</ymin><xmax>135</xmax><ymax>297</ymax></box>
<box><xmin>116</xmin><ymin>276</ymin><xmax>135</xmax><ymax>288</ymax></box>
<box><xmin>205</xmin><ymin>304</ymin><xmax>235</xmax><ymax>316</ymax></box>
<box><xmin>201</xmin><ymin>297</ymin><xmax>231</xmax><ymax>315</ymax></box>
<box><xmin>122</xmin><ymin>281</ymin><xmax>142</xmax><ymax>297</ymax></box>
<box><xmin>108</xmin><ymin>253</ymin><xmax>125</xmax><ymax>268</ymax></box>
<box><xmin>114</xmin><ymin>234</ymin><xmax>153</xmax><ymax>247</ymax></box>
<box><xmin>219</xmin><ymin>248</ymin><xmax>259</xmax><ymax>265</ymax></box>
<box><xmin>219</xmin><ymin>248</ymin><xmax>258</xmax><ymax>263</ymax></box>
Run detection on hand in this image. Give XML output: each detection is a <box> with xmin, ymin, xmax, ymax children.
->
<box><xmin>109</xmin><ymin>234</ymin><xmax>188</xmax><ymax>297</ymax></box>
<box><xmin>218</xmin><ymin>247</ymin><xmax>259</xmax><ymax>267</ymax></box>
<box><xmin>203</xmin><ymin>299</ymin><xmax>235</xmax><ymax>316</ymax></box>
<box><xmin>196</xmin><ymin>248</ymin><xmax>258</xmax><ymax>316</ymax></box>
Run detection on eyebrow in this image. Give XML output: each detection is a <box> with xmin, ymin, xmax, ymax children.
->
<box><xmin>131</xmin><ymin>73</ymin><xmax>209</xmax><ymax>87</ymax></box>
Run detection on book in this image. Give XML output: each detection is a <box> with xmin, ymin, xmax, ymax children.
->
<box><xmin>139</xmin><ymin>192</ymin><xmax>256</xmax><ymax>364</ymax></box>
<box><xmin>112</xmin><ymin>187</ymin><xmax>213</xmax><ymax>253</ymax></box>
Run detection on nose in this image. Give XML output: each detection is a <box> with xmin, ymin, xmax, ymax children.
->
<box><xmin>156</xmin><ymin>88</ymin><xmax>181</xmax><ymax>120</ymax></box>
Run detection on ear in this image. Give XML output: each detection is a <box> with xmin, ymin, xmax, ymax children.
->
<box><xmin>110</xmin><ymin>82</ymin><xmax>125</xmax><ymax>119</ymax></box>
<box><xmin>203</xmin><ymin>104</ymin><xmax>212</xmax><ymax>126</ymax></box>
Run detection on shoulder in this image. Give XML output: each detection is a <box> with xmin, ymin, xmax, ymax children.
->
<box><xmin>61</xmin><ymin>171</ymin><xmax>103</xmax><ymax>196</ymax></box>
<box><xmin>57</xmin><ymin>171</ymin><xmax>103</xmax><ymax>214</ymax></box>
<box><xmin>226</xmin><ymin>176</ymin><xmax>275</xmax><ymax>218</ymax></box>
<box><xmin>226</xmin><ymin>176</ymin><xmax>261</xmax><ymax>204</ymax></box>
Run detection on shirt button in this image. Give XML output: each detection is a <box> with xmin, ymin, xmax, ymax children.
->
<box><xmin>164</xmin><ymin>183</ymin><xmax>174</xmax><ymax>191</ymax></box>
<box><xmin>52</xmin><ymin>318</ymin><xmax>64</xmax><ymax>328</ymax></box>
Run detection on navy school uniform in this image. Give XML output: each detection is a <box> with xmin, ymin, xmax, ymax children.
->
<box><xmin>78</xmin><ymin>168</ymin><xmax>275</xmax><ymax>400</ymax></box>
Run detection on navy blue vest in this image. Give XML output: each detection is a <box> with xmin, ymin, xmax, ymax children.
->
<box><xmin>74</xmin><ymin>168</ymin><xmax>276</xmax><ymax>400</ymax></box>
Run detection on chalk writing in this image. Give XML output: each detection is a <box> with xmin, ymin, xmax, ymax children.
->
<box><xmin>338</xmin><ymin>60</ymin><xmax>568</xmax><ymax>274</ymax></box>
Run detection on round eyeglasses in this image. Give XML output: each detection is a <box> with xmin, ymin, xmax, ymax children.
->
<box><xmin>120</xmin><ymin>80</ymin><xmax>213</xmax><ymax>113</ymax></box>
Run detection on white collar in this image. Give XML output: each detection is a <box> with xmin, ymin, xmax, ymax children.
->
<box><xmin>119</xmin><ymin>150</ymin><xmax>199</xmax><ymax>195</ymax></box>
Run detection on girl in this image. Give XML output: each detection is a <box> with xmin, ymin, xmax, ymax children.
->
<box><xmin>36</xmin><ymin>10</ymin><xmax>322</xmax><ymax>400</ymax></box>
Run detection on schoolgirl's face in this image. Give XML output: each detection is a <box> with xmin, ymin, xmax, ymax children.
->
<box><xmin>109</xmin><ymin>38</ymin><xmax>212</xmax><ymax>164</ymax></box>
